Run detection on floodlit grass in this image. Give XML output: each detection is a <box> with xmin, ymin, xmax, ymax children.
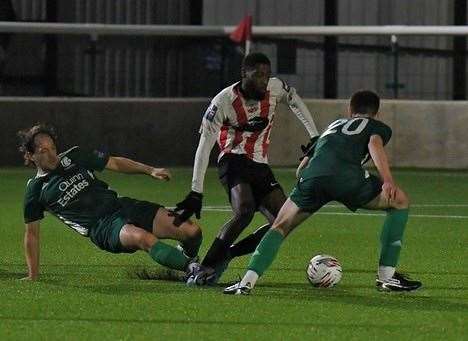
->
<box><xmin>1</xmin><ymin>168</ymin><xmax>467</xmax><ymax>340</ymax></box>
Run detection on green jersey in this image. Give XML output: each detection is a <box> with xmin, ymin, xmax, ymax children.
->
<box><xmin>306</xmin><ymin>117</ymin><xmax>392</xmax><ymax>177</ymax></box>
<box><xmin>23</xmin><ymin>146</ymin><xmax>119</xmax><ymax>236</ymax></box>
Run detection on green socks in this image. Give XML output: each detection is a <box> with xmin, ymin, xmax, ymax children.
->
<box><xmin>149</xmin><ymin>241</ymin><xmax>189</xmax><ymax>271</ymax></box>
<box><xmin>247</xmin><ymin>229</ymin><xmax>285</xmax><ymax>276</ymax></box>
<box><xmin>379</xmin><ymin>208</ymin><xmax>409</xmax><ymax>267</ymax></box>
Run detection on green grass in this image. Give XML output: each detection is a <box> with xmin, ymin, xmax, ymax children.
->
<box><xmin>0</xmin><ymin>167</ymin><xmax>467</xmax><ymax>340</ymax></box>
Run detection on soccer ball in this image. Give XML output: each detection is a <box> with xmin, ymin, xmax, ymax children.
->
<box><xmin>307</xmin><ymin>254</ymin><xmax>342</xmax><ymax>288</ymax></box>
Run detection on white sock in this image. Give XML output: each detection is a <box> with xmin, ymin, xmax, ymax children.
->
<box><xmin>378</xmin><ymin>266</ymin><xmax>396</xmax><ymax>281</ymax></box>
<box><xmin>240</xmin><ymin>270</ymin><xmax>259</xmax><ymax>288</ymax></box>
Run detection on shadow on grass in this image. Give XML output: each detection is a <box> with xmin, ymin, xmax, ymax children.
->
<box><xmin>37</xmin><ymin>274</ymin><xmax>468</xmax><ymax>315</ymax></box>
<box><xmin>39</xmin><ymin>279</ymin><xmax>195</xmax><ymax>296</ymax></box>
<box><xmin>0</xmin><ymin>268</ymin><xmax>24</xmax><ymax>280</ymax></box>
<box><xmin>4</xmin><ymin>263</ymin><xmax>466</xmax><ymax>315</ymax></box>
<box><xmin>250</xmin><ymin>282</ymin><xmax>468</xmax><ymax>314</ymax></box>
<box><xmin>229</xmin><ymin>266</ymin><xmax>468</xmax><ymax>276</ymax></box>
<box><xmin>127</xmin><ymin>267</ymin><xmax>184</xmax><ymax>282</ymax></box>
<box><xmin>2</xmin><ymin>263</ymin><xmax>467</xmax><ymax>276</ymax></box>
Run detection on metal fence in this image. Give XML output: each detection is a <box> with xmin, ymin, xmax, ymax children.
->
<box><xmin>0</xmin><ymin>0</ymin><xmax>466</xmax><ymax>99</ymax></box>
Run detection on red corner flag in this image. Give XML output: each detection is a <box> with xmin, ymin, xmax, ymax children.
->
<box><xmin>229</xmin><ymin>15</ymin><xmax>252</xmax><ymax>43</ymax></box>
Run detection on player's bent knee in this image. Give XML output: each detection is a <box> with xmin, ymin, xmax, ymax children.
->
<box><xmin>394</xmin><ymin>190</ymin><xmax>409</xmax><ymax>209</ymax></box>
<box><xmin>271</xmin><ymin>226</ymin><xmax>288</xmax><ymax>237</ymax></box>
<box><xmin>271</xmin><ymin>215</ymin><xmax>291</xmax><ymax>235</ymax></box>
<box><xmin>139</xmin><ymin>234</ymin><xmax>157</xmax><ymax>251</ymax></box>
<box><xmin>121</xmin><ymin>224</ymin><xmax>157</xmax><ymax>251</ymax></box>
<box><xmin>183</xmin><ymin>222</ymin><xmax>202</xmax><ymax>241</ymax></box>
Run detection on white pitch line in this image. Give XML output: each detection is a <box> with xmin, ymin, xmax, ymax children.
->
<box><xmin>204</xmin><ymin>203</ymin><xmax>468</xmax><ymax>209</ymax></box>
<box><xmin>407</xmin><ymin>204</ymin><xmax>468</xmax><ymax>207</ymax></box>
<box><xmin>321</xmin><ymin>204</ymin><xmax>468</xmax><ymax>208</ymax></box>
<box><xmin>394</xmin><ymin>171</ymin><xmax>468</xmax><ymax>178</ymax></box>
<box><xmin>315</xmin><ymin>212</ymin><xmax>468</xmax><ymax>219</ymax></box>
<box><xmin>272</xmin><ymin>168</ymin><xmax>468</xmax><ymax>177</ymax></box>
<box><xmin>199</xmin><ymin>207</ymin><xmax>468</xmax><ymax>219</ymax></box>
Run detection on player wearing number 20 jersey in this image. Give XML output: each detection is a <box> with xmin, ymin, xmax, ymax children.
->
<box><xmin>225</xmin><ymin>90</ymin><xmax>422</xmax><ymax>295</ymax></box>
<box><xmin>291</xmin><ymin>116</ymin><xmax>391</xmax><ymax>212</ymax></box>
<box><xmin>306</xmin><ymin>116</ymin><xmax>391</xmax><ymax>176</ymax></box>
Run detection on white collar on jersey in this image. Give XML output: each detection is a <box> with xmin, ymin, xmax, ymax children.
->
<box><xmin>35</xmin><ymin>168</ymin><xmax>50</xmax><ymax>178</ymax></box>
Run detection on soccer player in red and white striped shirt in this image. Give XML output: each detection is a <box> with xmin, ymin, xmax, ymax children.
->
<box><xmin>176</xmin><ymin>53</ymin><xmax>319</xmax><ymax>285</ymax></box>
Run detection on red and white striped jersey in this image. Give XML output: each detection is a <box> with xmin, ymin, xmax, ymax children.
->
<box><xmin>200</xmin><ymin>78</ymin><xmax>282</xmax><ymax>164</ymax></box>
<box><xmin>192</xmin><ymin>77</ymin><xmax>318</xmax><ymax>193</ymax></box>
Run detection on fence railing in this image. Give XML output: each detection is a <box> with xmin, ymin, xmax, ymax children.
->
<box><xmin>1</xmin><ymin>22</ymin><xmax>468</xmax><ymax>36</ymax></box>
<box><xmin>0</xmin><ymin>22</ymin><xmax>466</xmax><ymax>99</ymax></box>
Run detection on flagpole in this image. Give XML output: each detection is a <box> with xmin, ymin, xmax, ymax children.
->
<box><xmin>230</xmin><ymin>15</ymin><xmax>252</xmax><ymax>55</ymax></box>
<box><xmin>245</xmin><ymin>39</ymin><xmax>251</xmax><ymax>55</ymax></box>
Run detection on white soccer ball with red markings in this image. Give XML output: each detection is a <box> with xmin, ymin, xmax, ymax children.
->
<box><xmin>307</xmin><ymin>254</ymin><xmax>342</xmax><ymax>288</ymax></box>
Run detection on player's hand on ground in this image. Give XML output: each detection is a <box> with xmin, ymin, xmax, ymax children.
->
<box><xmin>150</xmin><ymin>168</ymin><xmax>171</xmax><ymax>181</ymax></box>
<box><xmin>382</xmin><ymin>181</ymin><xmax>398</xmax><ymax>202</ymax></box>
<box><xmin>175</xmin><ymin>191</ymin><xmax>203</xmax><ymax>221</ymax></box>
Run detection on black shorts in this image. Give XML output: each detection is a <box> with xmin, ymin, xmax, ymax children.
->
<box><xmin>89</xmin><ymin>197</ymin><xmax>163</xmax><ymax>254</ymax></box>
<box><xmin>217</xmin><ymin>153</ymin><xmax>283</xmax><ymax>207</ymax></box>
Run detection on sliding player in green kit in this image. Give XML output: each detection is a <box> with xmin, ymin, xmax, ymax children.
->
<box><xmin>19</xmin><ymin>124</ymin><xmax>202</xmax><ymax>280</ymax></box>
<box><xmin>224</xmin><ymin>90</ymin><xmax>422</xmax><ymax>294</ymax></box>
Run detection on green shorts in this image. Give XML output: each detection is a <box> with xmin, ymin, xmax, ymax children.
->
<box><xmin>89</xmin><ymin>197</ymin><xmax>163</xmax><ymax>254</ymax></box>
<box><xmin>290</xmin><ymin>171</ymin><xmax>382</xmax><ymax>213</ymax></box>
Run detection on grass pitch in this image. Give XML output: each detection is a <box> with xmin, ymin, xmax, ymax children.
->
<box><xmin>0</xmin><ymin>167</ymin><xmax>467</xmax><ymax>340</ymax></box>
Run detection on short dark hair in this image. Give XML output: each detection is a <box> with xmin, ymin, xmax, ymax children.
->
<box><xmin>242</xmin><ymin>52</ymin><xmax>271</xmax><ymax>70</ymax></box>
<box><xmin>349</xmin><ymin>90</ymin><xmax>380</xmax><ymax>116</ymax></box>
<box><xmin>18</xmin><ymin>123</ymin><xmax>58</xmax><ymax>165</ymax></box>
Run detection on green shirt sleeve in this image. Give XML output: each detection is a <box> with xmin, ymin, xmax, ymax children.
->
<box><xmin>371</xmin><ymin>120</ymin><xmax>392</xmax><ymax>146</ymax></box>
<box><xmin>23</xmin><ymin>180</ymin><xmax>45</xmax><ymax>223</ymax></box>
<box><xmin>70</xmin><ymin>147</ymin><xmax>110</xmax><ymax>171</ymax></box>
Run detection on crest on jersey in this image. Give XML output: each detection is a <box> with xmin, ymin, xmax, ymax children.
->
<box><xmin>247</xmin><ymin>105</ymin><xmax>258</xmax><ymax>113</ymax></box>
<box><xmin>204</xmin><ymin>104</ymin><xmax>218</xmax><ymax>122</ymax></box>
<box><xmin>61</xmin><ymin>156</ymin><xmax>72</xmax><ymax>168</ymax></box>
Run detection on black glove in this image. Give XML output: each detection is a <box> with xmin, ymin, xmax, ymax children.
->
<box><xmin>175</xmin><ymin>191</ymin><xmax>203</xmax><ymax>222</ymax></box>
<box><xmin>300</xmin><ymin>136</ymin><xmax>319</xmax><ymax>160</ymax></box>
<box><xmin>235</xmin><ymin>116</ymin><xmax>269</xmax><ymax>132</ymax></box>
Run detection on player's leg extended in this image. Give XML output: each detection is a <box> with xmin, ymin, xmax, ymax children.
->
<box><xmin>201</xmin><ymin>182</ymin><xmax>257</xmax><ymax>269</ymax></box>
<box><xmin>209</xmin><ymin>188</ymin><xmax>286</xmax><ymax>282</ymax></box>
<box><xmin>228</xmin><ymin>199</ymin><xmax>311</xmax><ymax>293</ymax></box>
<box><xmin>363</xmin><ymin>188</ymin><xmax>420</xmax><ymax>290</ymax></box>
<box><xmin>364</xmin><ymin>188</ymin><xmax>409</xmax><ymax>274</ymax></box>
<box><xmin>119</xmin><ymin>223</ymin><xmax>190</xmax><ymax>271</ymax></box>
<box><xmin>152</xmin><ymin>208</ymin><xmax>202</xmax><ymax>258</ymax></box>
<box><xmin>229</xmin><ymin>187</ymin><xmax>286</xmax><ymax>258</ymax></box>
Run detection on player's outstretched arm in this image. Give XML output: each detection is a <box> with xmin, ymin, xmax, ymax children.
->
<box><xmin>286</xmin><ymin>87</ymin><xmax>319</xmax><ymax>138</ymax></box>
<box><xmin>105</xmin><ymin>156</ymin><xmax>171</xmax><ymax>181</ymax></box>
<box><xmin>368</xmin><ymin>134</ymin><xmax>397</xmax><ymax>201</ymax></box>
<box><xmin>176</xmin><ymin>98</ymin><xmax>223</xmax><ymax>222</ymax></box>
<box><xmin>23</xmin><ymin>221</ymin><xmax>40</xmax><ymax>280</ymax></box>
